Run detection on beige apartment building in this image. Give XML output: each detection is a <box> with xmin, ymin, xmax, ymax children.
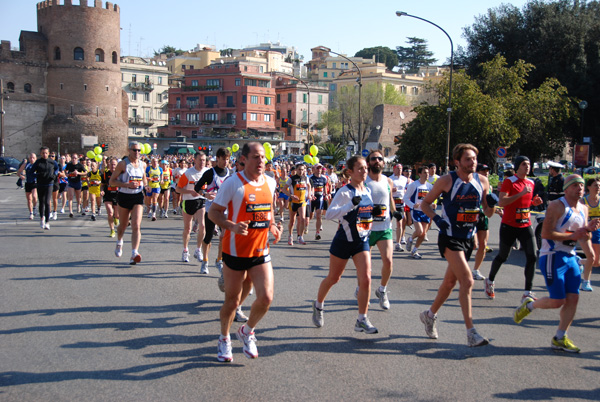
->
<box><xmin>121</xmin><ymin>56</ymin><xmax>170</xmax><ymax>137</ymax></box>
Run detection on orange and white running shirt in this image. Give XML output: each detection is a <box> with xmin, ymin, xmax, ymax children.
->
<box><xmin>213</xmin><ymin>171</ymin><xmax>277</xmax><ymax>258</ymax></box>
<box><xmin>177</xmin><ymin>166</ymin><xmax>208</xmax><ymax>201</ymax></box>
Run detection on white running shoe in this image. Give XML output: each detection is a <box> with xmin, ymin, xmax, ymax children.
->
<box><xmin>407</xmin><ymin>236</ymin><xmax>413</xmax><ymax>250</ymax></box>
<box><xmin>217</xmin><ymin>338</ymin><xmax>233</xmax><ymax>363</ymax></box>
<box><xmin>354</xmin><ymin>318</ymin><xmax>378</xmax><ymax>334</ymax></box>
<box><xmin>298</xmin><ymin>235</ymin><xmax>306</xmax><ymax>245</ymax></box>
<box><xmin>40</xmin><ymin>217</ymin><xmax>45</xmax><ymax>229</ymax></box>
<box><xmin>51</xmin><ymin>212</ymin><xmax>58</xmax><ymax>221</ymax></box>
<box><xmin>200</xmin><ymin>261</ymin><xmax>209</xmax><ymax>275</ymax></box>
<box><xmin>29</xmin><ymin>213</ymin><xmax>34</xmax><ymax>220</ymax></box>
<box><xmin>472</xmin><ymin>270</ymin><xmax>486</xmax><ymax>280</ymax></box>
<box><xmin>420</xmin><ymin>311</ymin><xmax>438</xmax><ymax>339</ymax></box>
<box><xmin>411</xmin><ymin>251</ymin><xmax>422</xmax><ymax>259</ymax></box>
<box><xmin>236</xmin><ymin>325</ymin><xmax>258</xmax><ymax>359</ymax></box>
<box><xmin>60</xmin><ymin>208</ymin><xmax>65</xmax><ymax>214</ymax></box>
<box><xmin>115</xmin><ymin>242</ymin><xmax>123</xmax><ymax>258</ymax></box>
<box><xmin>375</xmin><ymin>288</ymin><xmax>390</xmax><ymax>310</ymax></box>
<box><xmin>215</xmin><ymin>259</ymin><xmax>224</xmax><ymax>273</ymax></box>
<box><xmin>288</xmin><ymin>235</ymin><xmax>293</xmax><ymax>246</ymax></box>
<box><xmin>234</xmin><ymin>306</ymin><xmax>248</xmax><ymax>322</ymax></box>
<box><xmin>194</xmin><ymin>248</ymin><xmax>203</xmax><ymax>263</ymax></box>
<box><xmin>182</xmin><ymin>250</ymin><xmax>190</xmax><ymax>263</ymax></box>
<box><xmin>467</xmin><ymin>330</ymin><xmax>489</xmax><ymax>347</ymax></box>
<box><xmin>44</xmin><ymin>222</ymin><xmax>50</xmax><ymax>230</ymax></box>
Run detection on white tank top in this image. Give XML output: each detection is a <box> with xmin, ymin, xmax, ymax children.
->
<box><xmin>540</xmin><ymin>197</ymin><xmax>586</xmax><ymax>256</ymax></box>
<box><xmin>366</xmin><ymin>175</ymin><xmax>392</xmax><ymax>231</ymax></box>
<box><xmin>118</xmin><ymin>157</ymin><xmax>145</xmax><ymax>194</ymax></box>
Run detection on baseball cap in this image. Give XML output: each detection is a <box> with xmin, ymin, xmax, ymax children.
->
<box><xmin>477</xmin><ymin>163</ymin><xmax>490</xmax><ymax>171</ymax></box>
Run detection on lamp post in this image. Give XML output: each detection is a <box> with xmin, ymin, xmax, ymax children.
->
<box><xmin>396</xmin><ymin>11</ymin><xmax>453</xmax><ymax>173</ymax></box>
<box><xmin>275</xmin><ymin>72</ymin><xmax>311</xmax><ymax>146</ymax></box>
<box><xmin>316</xmin><ymin>46</ymin><xmax>362</xmax><ymax>154</ymax></box>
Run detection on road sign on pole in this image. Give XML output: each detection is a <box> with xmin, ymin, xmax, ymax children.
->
<box><xmin>496</xmin><ymin>147</ymin><xmax>507</xmax><ymax>158</ymax></box>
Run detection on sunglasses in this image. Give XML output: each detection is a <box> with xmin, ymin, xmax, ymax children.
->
<box><xmin>370</xmin><ymin>156</ymin><xmax>384</xmax><ymax>162</ymax></box>
<box><xmin>131</xmin><ymin>149</ymin><xmax>142</xmax><ymax>152</ymax></box>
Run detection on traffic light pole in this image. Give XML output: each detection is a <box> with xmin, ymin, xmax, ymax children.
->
<box><xmin>0</xmin><ymin>79</ymin><xmax>5</xmax><ymax>157</ymax></box>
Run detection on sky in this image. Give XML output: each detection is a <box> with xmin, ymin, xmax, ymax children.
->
<box><xmin>1</xmin><ymin>0</ymin><xmax>531</xmax><ymax>65</ymax></box>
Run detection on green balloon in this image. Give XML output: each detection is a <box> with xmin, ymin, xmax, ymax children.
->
<box><xmin>232</xmin><ymin>143</ymin><xmax>239</xmax><ymax>152</ymax></box>
<box><xmin>310</xmin><ymin>145</ymin><xmax>318</xmax><ymax>157</ymax></box>
<box><xmin>94</xmin><ymin>146</ymin><xmax>102</xmax><ymax>155</ymax></box>
<box><xmin>86</xmin><ymin>150</ymin><xmax>96</xmax><ymax>159</ymax></box>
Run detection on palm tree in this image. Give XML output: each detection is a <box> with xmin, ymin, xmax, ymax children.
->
<box><xmin>318</xmin><ymin>143</ymin><xmax>347</xmax><ymax>168</ymax></box>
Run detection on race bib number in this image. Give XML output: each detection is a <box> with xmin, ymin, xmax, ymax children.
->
<box><xmin>393</xmin><ymin>197</ymin><xmax>404</xmax><ymax>207</ymax></box>
<box><xmin>373</xmin><ymin>204</ymin><xmax>387</xmax><ymax>222</ymax></box>
<box><xmin>129</xmin><ymin>176</ymin><xmax>143</xmax><ymax>183</ymax></box>
<box><xmin>457</xmin><ymin>208</ymin><xmax>480</xmax><ymax>223</ymax></box>
<box><xmin>247</xmin><ymin>203</ymin><xmax>271</xmax><ymax>229</ymax></box>
<box><xmin>516</xmin><ymin>208</ymin><xmax>530</xmax><ymax>224</ymax></box>
<box><xmin>418</xmin><ymin>190</ymin><xmax>429</xmax><ymax>200</ymax></box>
<box><xmin>357</xmin><ymin>205</ymin><xmax>373</xmax><ymax>237</ymax></box>
<box><xmin>90</xmin><ymin>180</ymin><xmax>101</xmax><ymax>186</ymax></box>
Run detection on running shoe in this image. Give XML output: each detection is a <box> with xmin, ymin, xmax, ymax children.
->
<box><xmin>419</xmin><ymin>311</ymin><xmax>438</xmax><ymax>339</ymax></box>
<box><xmin>236</xmin><ymin>325</ymin><xmax>258</xmax><ymax>359</ymax></box>
<box><xmin>467</xmin><ymin>330</ymin><xmax>489</xmax><ymax>347</ymax></box>
<box><xmin>407</xmin><ymin>236</ymin><xmax>413</xmax><ymax>251</ymax></box>
<box><xmin>581</xmin><ymin>280</ymin><xmax>593</xmax><ymax>292</ymax></box>
<box><xmin>182</xmin><ymin>250</ymin><xmax>190</xmax><ymax>263</ymax></box>
<box><xmin>91</xmin><ymin>214</ymin><xmax>96</xmax><ymax>221</ymax></box>
<box><xmin>485</xmin><ymin>246</ymin><xmax>494</xmax><ymax>253</ymax></box>
<box><xmin>114</xmin><ymin>218</ymin><xmax>119</xmax><ymax>226</ymax></box>
<box><xmin>130</xmin><ymin>253</ymin><xmax>142</xmax><ymax>265</ymax></box>
<box><xmin>151</xmin><ymin>214</ymin><xmax>156</xmax><ymax>221</ymax></box>
<box><xmin>472</xmin><ymin>270</ymin><xmax>486</xmax><ymax>280</ymax></box>
<box><xmin>163</xmin><ymin>212</ymin><xmax>168</xmax><ymax>219</ymax></box>
<box><xmin>51</xmin><ymin>212</ymin><xmax>57</xmax><ymax>221</ymax></box>
<box><xmin>395</xmin><ymin>243</ymin><xmax>404</xmax><ymax>252</ymax></box>
<box><xmin>354</xmin><ymin>318</ymin><xmax>378</xmax><ymax>334</ymax></box>
<box><xmin>514</xmin><ymin>297</ymin><xmax>534</xmax><ymax>324</ymax></box>
<box><xmin>375</xmin><ymin>288</ymin><xmax>390</xmax><ymax>310</ymax></box>
<box><xmin>200</xmin><ymin>261</ymin><xmax>209</xmax><ymax>275</ymax></box>
<box><xmin>312</xmin><ymin>301</ymin><xmax>324</xmax><ymax>328</ymax></box>
<box><xmin>147</xmin><ymin>212</ymin><xmax>152</xmax><ymax>219</ymax></box>
<box><xmin>40</xmin><ymin>217</ymin><xmax>45</xmax><ymax>229</ymax></box>
<box><xmin>215</xmin><ymin>259</ymin><xmax>224</xmax><ymax>273</ymax></box>
<box><xmin>60</xmin><ymin>208</ymin><xmax>65</xmax><ymax>214</ymax></box>
<box><xmin>69</xmin><ymin>213</ymin><xmax>74</xmax><ymax>218</ymax></box>
<box><xmin>109</xmin><ymin>229</ymin><xmax>116</xmax><ymax>238</ymax></box>
<box><xmin>44</xmin><ymin>222</ymin><xmax>50</xmax><ymax>230</ymax></box>
<box><xmin>411</xmin><ymin>251</ymin><xmax>422</xmax><ymax>259</ymax></box>
<box><xmin>217</xmin><ymin>337</ymin><xmax>233</xmax><ymax>362</ymax></box>
<box><xmin>81</xmin><ymin>211</ymin><xmax>86</xmax><ymax>216</ymax></box>
<box><xmin>234</xmin><ymin>307</ymin><xmax>248</xmax><ymax>322</ymax></box>
<box><xmin>401</xmin><ymin>237</ymin><xmax>406</xmax><ymax>245</ymax></box>
<box><xmin>29</xmin><ymin>213</ymin><xmax>34</xmax><ymax>220</ymax></box>
<box><xmin>194</xmin><ymin>249</ymin><xmax>203</xmax><ymax>263</ymax></box>
<box><xmin>115</xmin><ymin>242</ymin><xmax>123</xmax><ymax>258</ymax></box>
<box><xmin>304</xmin><ymin>227</ymin><xmax>308</xmax><ymax>235</ymax></box>
<box><xmin>521</xmin><ymin>291</ymin><xmax>537</xmax><ymax>303</ymax></box>
<box><xmin>288</xmin><ymin>235</ymin><xmax>293</xmax><ymax>246</ymax></box>
<box><xmin>298</xmin><ymin>235</ymin><xmax>306</xmax><ymax>245</ymax></box>
<box><xmin>217</xmin><ymin>272</ymin><xmax>225</xmax><ymax>293</ymax></box>
<box><xmin>315</xmin><ymin>231</ymin><xmax>321</xmax><ymax>241</ymax></box>
<box><xmin>424</xmin><ymin>236</ymin><xmax>429</xmax><ymax>242</ymax></box>
<box><xmin>551</xmin><ymin>335</ymin><xmax>580</xmax><ymax>353</ymax></box>
<box><xmin>484</xmin><ymin>278</ymin><xmax>495</xmax><ymax>299</ymax></box>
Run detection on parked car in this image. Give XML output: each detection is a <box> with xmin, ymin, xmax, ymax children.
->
<box><xmin>583</xmin><ymin>167</ymin><xmax>597</xmax><ymax>175</ymax></box>
<box><xmin>0</xmin><ymin>156</ymin><xmax>21</xmax><ymax>174</ymax></box>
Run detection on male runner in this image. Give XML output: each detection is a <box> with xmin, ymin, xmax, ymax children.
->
<box><xmin>102</xmin><ymin>158</ymin><xmax>120</xmax><ymax>237</ymax></box>
<box><xmin>145</xmin><ymin>158</ymin><xmax>162</xmax><ymax>221</ymax></box>
<box><xmin>403</xmin><ymin>166</ymin><xmax>433</xmax><ymax>259</ymax></box>
<box><xmin>389</xmin><ymin>164</ymin><xmax>408</xmax><ymax>251</ymax></box>
<box><xmin>30</xmin><ymin>147</ymin><xmax>59</xmax><ymax>230</ymax></box>
<box><xmin>64</xmin><ymin>154</ymin><xmax>86</xmax><ymax>218</ymax></box>
<box><xmin>159</xmin><ymin>160</ymin><xmax>172</xmax><ymax>218</ymax></box>
<box><xmin>208</xmin><ymin>142</ymin><xmax>282</xmax><ymax>362</ymax></box>
<box><xmin>420</xmin><ymin>143</ymin><xmax>496</xmax><ymax>347</ymax></box>
<box><xmin>514</xmin><ymin>174</ymin><xmax>600</xmax><ymax>352</ymax></box>
<box><xmin>110</xmin><ymin>142</ymin><xmax>148</xmax><ymax>265</ymax></box>
<box><xmin>284</xmin><ymin>163</ymin><xmax>311</xmax><ymax>245</ymax></box>
<box><xmin>485</xmin><ymin>156</ymin><xmax>543</xmax><ymax>301</ymax></box>
<box><xmin>308</xmin><ymin>163</ymin><xmax>330</xmax><ymax>240</ymax></box>
<box><xmin>17</xmin><ymin>152</ymin><xmax>38</xmax><ymax>220</ymax></box>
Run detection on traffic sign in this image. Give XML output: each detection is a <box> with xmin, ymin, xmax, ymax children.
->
<box><xmin>496</xmin><ymin>147</ymin><xmax>507</xmax><ymax>158</ymax></box>
<box><xmin>496</xmin><ymin>157</ymin><xmax>507</xmax><ymax>163</ymax></box>
<box><xmin>361</xmin><ymin>149</ymin><xmax>369</xmax><ymax>157</ymax></box>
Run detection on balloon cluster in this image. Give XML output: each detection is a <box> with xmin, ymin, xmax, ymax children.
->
<box><xmin>140</xmin><ymin>143</ymin><xmax>152</xmax><ymax>155</ymax></box>
<box><xmin>303</xmin><ymin>144</ymin><xmax>319</xmax><ymax>165</ymax></box>
<box><xmin>86</xmin><ymin>146</ymin><xmax>104</xmax><ymax>163</ymax></box>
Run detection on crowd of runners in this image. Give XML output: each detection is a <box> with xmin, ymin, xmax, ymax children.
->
<box><xmin>16</xmin><ymin>142</ymin><xmax>599</xmax><ymax>361</ymax></box>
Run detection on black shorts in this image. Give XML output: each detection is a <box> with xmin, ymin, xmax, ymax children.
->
<box><xmin>25</xmin><ymin>183</ymin><xmax>37</xmax><ymax>193</ymax></box>
<box><xmin>53</xmin><ymin>181</ymin><xmax>59</xmax><ymax>192</ymax></box>
<box><xmin>222</xmin><ymin>252</ymin><xmax>272</xmax><ymax>271</ymax></box>
<box><xmin>476</xmin><ymin>213</ymin><xmax>489</xmax><ymax>231</ymax></box>
<box><xmin>103</xmin><ymin>191</ymin><xmax>118</xmax><ymax>205</ymax></box>
<box><xmin>117</xmin><ymin>191</ymin><xmax>144</xmax><ymax>210</ymax></box>
<box><xmin>311</xmin><ymin>197</ymin><xmax>325</xmax><ymax>212</ymax></box>
<box><xmin>59</xmin><ymin>182</ymin><xmax>67</xmax><ymax>193</ymax></box>
<box><xmin>82</xmin><ymin>186</ymin><xmax>89</xmax><ymax>191</ymax></box>
<box><xmin>290</xmin><ymin>202</ymin><xmax>304</xmax><ymax>214</ymax></box>
<box><xmin>160</xmin><ymin>188</ymin><xmax>170</xmax><ymax>194</ymax></box>
<box><xmin>438</xmin><ymin>233</ymin><xmax>474</xmax><ymax>261</ymax></box>
<box><xmin>182</xmin><ymin>198</ymin><xmax>206</xmax><ymax>216</ymax></box>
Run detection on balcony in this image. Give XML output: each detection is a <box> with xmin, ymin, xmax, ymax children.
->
<box><xmin>129</xmin><ymin>116</ymin><xmax>154</xmax><ymax>126</ymax></box>
<box><xmin>181</xmin><ymin>85</ymin><xmax>222</xmax><ymax>92</ymax></box>
<box><xmin>129</xmin><ymin>81</ymin><xmax>154</xmax><ymax>91</ymax></box>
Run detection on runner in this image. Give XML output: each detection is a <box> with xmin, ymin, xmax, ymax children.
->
<box><xmin>389</xmin><ymin>164</ymin><xmax>408</xmax><ymax>251</ymax></box>
<box><xmin>109</xmin><ymin>142</ymin><xmax>148</xmax><ymax>265</ymax></box>
<box><xmin>87</xmin><ymin>161</ymin><xmax>102</xmax><ymax>221</ymax></box>
<box><xmin>312</xmin><ymin>155</ymin><xmax>378</xmax><ymax>334</ymax></box>
<box><xmin>145</xmin><ymin>157</ymin><xmax>162</xmax><ymax>221</ymax></box>
<box><xmin>275</xmin><ymin>165</ymin><xmax>289</xmax><ymax>222</ymax></box>
<box><xmin>484</xmin><ymin>156</ymin><xmax>543</xmax><ymax>301</ymax></box>
<box><xmin>580</xmin><ymin>177</ymin><xmax>600</xmax><ymax>291</ymax></box>
<box><xmin>64</xmin><ymin>154</ymin><xmax>86</xmax><ymax>218</ymax></box>
<box><xmin>49</xmin><ymin>152</ymin><xmax>60</xmax><ymax>220</ymax></box>
<box><xmin>177</xmin><ymin>152</ymin><xmax>208</xmax><ymax>269</ymax></box>
<box><xmin>513</xmin><ymin>174</ymin><xmax>600</xmax><ymax>352</ymax></box>
<box><xmin>208</xmin><ymin>142</ymin><xmax>282</xmax><ymax>362</ymax></box>
<box><xmin>472</xmin><ymin>163</ymin><xmax>494</xmax><ymax>280</ymax></box>
<box><xmin>284</xmin><ymin>163</ymin><xmax>311</xmax><ymax>246</ymax></box>
<box><xmin>17</xmin><ymin>152</ymin><xmax>38</xmax><ymax>220</ymax></box>
<box><xmin>403</xmin><ymin>166</ymin><xmax>433</xmax><ymax>259</ymax></box>
<box><xmin>365</xmin><ymin>150</ymin><xmax>400</xmax><ymax>310</ymax></box>
<box><xmin>30</xmin><ymin>147</ymin><xmax>59</xmax><ymax>230</ymax></box>
<box><xmin>102</xmin><ymin>157</ymin><xmax>120</xmax><ymax>237</ymax></box>
<box><xmin>57</xmin><ymin>156</ymin><xmax>68</xmax><ymax>214</ymax></box>
<box><xmin>171</xmin><ymin>159</ymin><xmax>188</xmax><ymax>215</ymax></box>
<box><xmin>419</xmin><ymin>144</ymin><xmax>495</xmax><ymax>347</ymax></box>
<box><xmin>81</xmin><ymin>158</ymin><xmax>91</xmax><ymax>215</ymax></box>
<box><xmin>307</xmin><ymin>163</ymin><xmax>330</xmax><ymax>240</ymax></box>
<box><xmin>159</xmin><ymin>160</ymin><xmax>172</xmax><ymax>218</ymax></box>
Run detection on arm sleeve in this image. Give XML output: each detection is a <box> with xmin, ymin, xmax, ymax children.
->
<box><xmin>195</xmin><ymin>169</ymin><xmax>214</xmax><ymax>193</ymax></box>
<box><xmin>403</xmin><ymin>182</ymin><xmax>416</xmax><ymax>208</ymax></box>
<box><xmin>324</xmin><ymin>186</ymin><xmax>356</xmax><ymax>221</ymax></box>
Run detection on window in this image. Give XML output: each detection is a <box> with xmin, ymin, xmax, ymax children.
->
<box><xmin>276</xmin><ymin>94</ymin><xmax>280</xmax><ymax>103</ymax></box>
<box><xmin>132</xmin><ymin>108</ymin><xmax>137</xmax><ymax>118</ymax></box>
<box><xmin>318</xmin><ymin>95</ymin><xmax>323</xmax><ymax>104</ymax></box>
<box><xmin>259</xmin><ymin>66</ymin><xmax>264</xmax><ymax>73</ymax></box>
<box><xmin>332</xmin><ymin>62</ymin><xmax>336</xmax><ymax>68</ymax></box>
<box><xmin>413</xmin><ymin>87</ymin><xmax>419</xmax><ymax>95</ymax></box>
<box><xmin>250</xmin><ymin>113</ymin><xmax>258</xmax><ymax>121</ymax></box>
<box><xmin>250</xmin><ymin>95</ymin><xmax>258</xmax><ymax>104</ymax></box>
<box><xmin>74</xmin><ymin>47</ymin><xmax>84</xmax><ymax>60</ymax></box>
<box><xmin>264</xmin><ymin>114</ymin><xmax>271</xmax><ymax>122</ymax></box>
<box><xmin>191</xmin><ymin>80</ymin><xmax>199</xmax><ymax>87</ymax></box>
<box><xmin>235</xmin><ymin>78</ymin><xmax>241</xmax><ymax>86</ymax></box>
<box><xmin>7</xmin><ymin>82</ymin><xmax>14</xmax><ymax>93</ymax></box>
<box><xmin>158</xmin><ymin>77</ymin><xmax>162</xmax><ymax>85</ymax></box>
<box><xmin>264</xmin><ymin>97</ymin><xmax>272</xmax><ymax>105</ymax></box>
<box><xmin>331</xmin><ymin>72</ymin><xmax>335</xmax><ymax>78</ymax></box>
<box><xmin>144</xmin><ymin>75</ymin><xmax>149</xmax><ymax>84</ymax></box>
<box><xmin>144</xmin><ymin>93</ymin><xmax>150</xmax><ymax>102</ymax></box>
<box><xmin>242</xmin><ymin>95</ymin><xmax>247</xmax><ymax>104</ymax></box>
<box><xmin>287</xmin><ymin>110</ymin><xmax>292</xmax><ymax>119</ymax></box>
<box><xmin>302</xmin><ymin>110</ymin><xmax>307</xmax><ymax>123</ymax></box>
<box><xmin>54</xmin><ymin>47</ymin><xmax>61</xmax><ymax>60</ymax></box>
<box><xmin>24</xmin><ymin>83</ymin><xmax>32</xmax><ymax>93</ymax></box>
<box><xmin>95</xmin><ymin>48</ymin><xmax>104</xmax><ymax>62</ymax></box>
<box><xmin>112</xmin><ymin>51</ymin><xmax>117</xmax><ymax>64</ymax></box>
<box><xmin>187</xmin><ymin>113</ymin><xmax>199</xmax><ymax>122</ymax></box>
<box><xmin>303</xmin><ymin>94</ymin><xmax>307</xmax><ymax>103</ymax></box>
<box><xmin>60</xmin><ymin>83</ymin><xmax>64</xmax><ymax>90</ymax></box>
<box><xmin>323</xmin><ymin>72</ymin><xmax>328</xmax><ymax>78</ymax></box>
<box><xmin>330</xmin><ymin>83</ymin><xmax>337</xmax><ymax>91</ymax></box>
<box><xmin>207</xmin><ymin>79</ymin><xmax>220</xmax><ymax>87</ymax></box>
<box><xmin>186</xmin><ymin>96</ymin><xmax>199</xmax><ymax>107</ymax></box>
<box><xmin>242</xmin><ymin>112</ymin><xmax>247</xmax><ymax>121</ymax></box>
<box><xmin>83</xmin><ymin>84</ymin><xmax>87</xmax><ymax>91</ymax></box>
<box><xmin>204</xmin><ymin>96</ymin><xmax>217</xmax><ymax>107</ymax></box>
<box><xmin>132</xmin><ymin>74</ymin><xmax>137</xmax><ymax>83</ymax></box>
<box><xmin>287</xmin><ymin>93</ymin><xmax>292</xmax><ymax>102</ymax></box>
<box><xmin>245</xmin><ymin>78</ymin><xmax>257</xmax><ymax>87</ymax></box>
<box><xmin>181</xmin><ymin>65</ymin><xmax>186</xmax><ymax>71</ymax></box>
<box><xmin>131</xmin><ymin>91</ymin><xmax>137</xmax><ymax>101</ymax></box>
<box><xmin>157</xmin><ymin>93</ymin><xmax>162</xmax><ymax>102</ymax></box>
<box><xmin>176</xmin><ymin>97</ymin><xmax>181</xmax><ymax>108</ymax></box>
<box><xmin>144</xmin><ymin>110</ymin><xmax>150</xmax><ymax>122</ymax></box>
<box><xmin>226</xmin><ymin>96</ymin><xmax>234</xmax><ymax>107</ymax></box>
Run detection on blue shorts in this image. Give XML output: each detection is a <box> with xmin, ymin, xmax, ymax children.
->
<box><xmin>592</xmin><ymin>229</ymin><xmax>600</xmax><ymax>244</ymax></box>
<box><xmin>329</xmin><ymin>235</ymin><xmax>369</xmax><ymax>260</ymax></box>
<box><xmin>67</xmin><ymin>182</ymin><xmax>82</xmax><ymax>191</ymax></box>
<box><xmin>146</xmin><ymin>187</ymin><xmax>160</xmax><ymax>196</ymax></box>
<box><xmin>278</xmin><ymin>192</ymin><xmax>289</xmax><ymax>200</ymax></box>
<box><xmin>412</xmin><ymin>209</ymin><xmax>430</xmax><ymax>223</ymax></box>
<box><xmin>539</xmin><ymin>252</ymin><xmax>580</xmax><ymax>299</ymax></box>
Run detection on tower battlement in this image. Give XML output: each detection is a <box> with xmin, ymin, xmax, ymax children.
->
<box><xmin>37</xmin><ymin>0</ymin><xmax>119</xmax><ymax>14</ymax></box>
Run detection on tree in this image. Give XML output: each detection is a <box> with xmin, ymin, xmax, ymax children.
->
<box><xmin>459</xmin><ymin>0</ymin><xmax>600</xmax><ymax>157</ymax></box>
<box><xmin>396</xmin><ymin>37</ymin><xmax>437</xmax><ymax>73</ymax></box>
<box><xmin>154</xmin><ymin>45</ymin><xmax>185</xmax><ymax>56</ymax></box>
<box><xmin>354</xmin><ymin>46</ymin><xmax>399</xmax><ymax>71</ymax></box>
<box><xmin>316</xmin><ymin>109</ymin><xmax>342</xmax><ymax>144</ymax></box>
<box><xmin>317</xmin><ymin>143</ymin><xmax>347</xmax><ymax>168</ymax></box>
<box><xmin>396</xmin><ymin>55</ymin><xmax>574</xmax><ymax>170</ymax></box>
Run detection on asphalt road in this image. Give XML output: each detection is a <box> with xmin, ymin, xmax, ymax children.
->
<box><xmin>1</xmin><ymin>175</ymin><xmax>599</xmax><ymax>401</ymax></box>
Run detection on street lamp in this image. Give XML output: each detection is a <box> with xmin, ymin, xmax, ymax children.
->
<box><xmin>396</xmin><ymin>11</ymin><xmax>453</xmax><ymax>173</ymax></box>
<box><xmin>275</xmin><ymin>72</ymin><xmax>311</xmax><ymax>145</ymax></box>
<box><xmin>315</xmin><ymin>46</ymin><xmax>363</xmax><ymax>154</ymax></box>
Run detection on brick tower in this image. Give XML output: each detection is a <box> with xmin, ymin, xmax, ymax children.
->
<box><xmin>37</xmin><ymin>0</ymin><xmax>127</xmax><ymax>157</ymax></box>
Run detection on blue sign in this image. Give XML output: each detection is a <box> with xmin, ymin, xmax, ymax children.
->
<box><xmin>361</xmin><ymin>149</ymin><xmax>370</xmax><ymax>157</ymax></box>
<box><xmin>496</xmin><ymin>147</ymin><xmax>507</xmax><ymax>158</ymax></box>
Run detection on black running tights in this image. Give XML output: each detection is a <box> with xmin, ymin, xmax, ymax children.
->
<box><xmin>37</xmin><ymin>184</ymin><xmax>52</xmax><ymax>222</ymax></box>
<box><xmin>488</xmin><ymin>223</ymin><xmax>536</xmax><ymax>291</ymax></box>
